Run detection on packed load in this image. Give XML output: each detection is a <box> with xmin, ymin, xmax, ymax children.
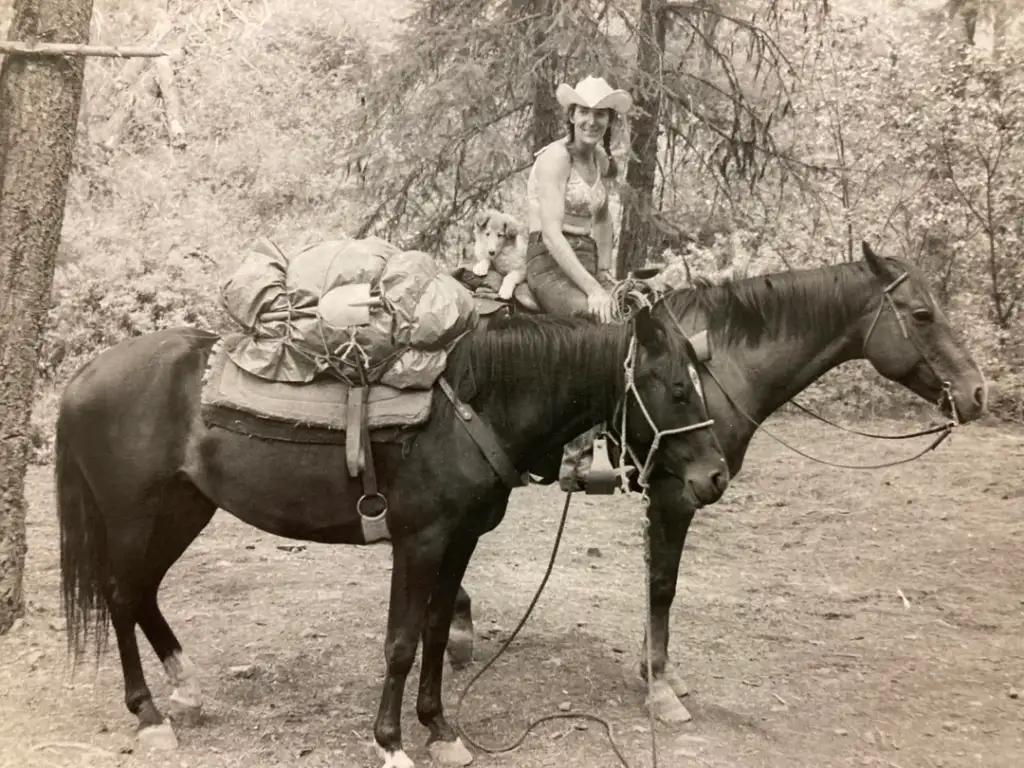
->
<box><xmin>220</xmin><ymin>236</ymin><xmax>479</xmax><ymax>390</ymax></box>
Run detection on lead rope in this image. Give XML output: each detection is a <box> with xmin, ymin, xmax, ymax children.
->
<box><xmin>451</xmin><ymin>492</ymin><xmax>664</xmax><ymax>768</ymax></box>
<box><xmin>452</xmin><ymin>491</ymin><xmax>636</xmax><ymax>766</ymax></box>
<box><xmin>641</xmin><ymin>499</ymin><xmax>659</xmax><ymax>767</ymax></box>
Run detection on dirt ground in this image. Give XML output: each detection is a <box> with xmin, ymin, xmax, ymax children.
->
<box><xmin>1</xmin><ymin>413</ymin><xmax>1021</xmax><ymax>768</ymax></box>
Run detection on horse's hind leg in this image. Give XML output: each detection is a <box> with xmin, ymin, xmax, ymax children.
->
<box><xmin>138</xmin><ymin>595</ymin><xmax>203</xmax><ymax>725</ymax></box>
<box><xmin>446</xmin><ymin>586</ymin><xmax>475</xmax><ymax>669</ymax></box>
<box><xmin>107</xmin><ymin>488</ymin><xmax>215</xmax><ymax>749</ymax></box>
<box><xmin>136</xmin><ymin>489</ymin><xmax>216</xmax><ymax>727</ymax></box>
<box><xmin>103</xmin><ymin>522</ymin><xmax>180</xmax><ymax>751</ymax></box>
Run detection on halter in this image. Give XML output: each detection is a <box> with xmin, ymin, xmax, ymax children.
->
<box><xmin>616</xmin><ymin>336</ymin><xmax>713</xmax><ymax>494</ymax></box>
<box><xmin>590</xmin><ymin>286</ymin><xmax>715</xmax><ymax>498</ymax></box>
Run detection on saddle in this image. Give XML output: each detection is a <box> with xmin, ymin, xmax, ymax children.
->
<box><xmin>449</xmin><ymin>265</ymin><xmax>542</xmax><ymax>317</ymax></box>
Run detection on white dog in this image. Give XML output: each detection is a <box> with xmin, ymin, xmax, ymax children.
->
<box><xmin>472</xmin><ymin>208</ymin><xmax>528</xmax><ymax>300</ymax></box>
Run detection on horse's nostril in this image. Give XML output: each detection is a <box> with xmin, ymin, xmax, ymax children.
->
<box><xmin>710</xmin><ymin>470</ymin><xmax>726</xmax><ymax>494</ymax></box>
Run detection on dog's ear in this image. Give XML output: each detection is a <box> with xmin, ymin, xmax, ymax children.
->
<box><xmin>475</xmin><ymin>210</ymin><xmax>490</xmax><ymax>230</ymax></box>
<box><xmin>502</xmin><ymin>215</ymin><xmax>520</xmax><ymax>239</ymax></box>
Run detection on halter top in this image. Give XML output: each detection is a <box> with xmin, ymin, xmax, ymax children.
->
<box><xmin>526</xmin><ymin>139</ymin><xmax>608</xmax><ymax>237</ymax></box>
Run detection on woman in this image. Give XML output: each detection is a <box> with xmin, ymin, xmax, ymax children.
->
<box><xmin>525</xmin><ymin>75</ymin><xmax>633</xmax><ymax>324</ymax></box>
<box><xmin>525</xmin><ymin>76</ymin><xmax>634</xmax><ymax>491</ymax></box>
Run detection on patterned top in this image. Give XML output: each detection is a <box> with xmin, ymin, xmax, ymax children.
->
<box><xmin>526</xmin><ymin>139</ymin><xmax>608</xmax><ymax>237</ymax></box>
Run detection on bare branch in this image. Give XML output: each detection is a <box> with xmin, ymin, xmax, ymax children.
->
<box><xmin>0</xmin><ymin>41</ymin><xmax>174</xmax><ymax>58</ymax></box>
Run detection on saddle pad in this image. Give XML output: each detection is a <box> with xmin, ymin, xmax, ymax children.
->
<box><xmin>201</xmin><ymin>336</ymin><xmax>434</xmax><ymax>432</ymax></box>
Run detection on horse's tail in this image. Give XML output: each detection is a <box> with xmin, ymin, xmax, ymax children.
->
<box><xmin>55</xmin><ymin>408</ymin><xmax>110</xmax><ymax>664</ymax></box>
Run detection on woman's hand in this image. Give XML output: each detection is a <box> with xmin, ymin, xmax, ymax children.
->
<box><xmin>587</xmin><ymin>284</ymin><xmax>616</xmax><ymax>324</ymax></box>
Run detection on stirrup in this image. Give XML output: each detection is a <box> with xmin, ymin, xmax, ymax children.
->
<box><xmin>586</xmin><ymin>434</ymin><xmax>621</xmax><ymax>495</ymax></box>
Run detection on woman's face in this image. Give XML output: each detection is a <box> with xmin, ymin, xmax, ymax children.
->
<box><xmin>571</xmin><ymin>106</ymin><xmax>612</xmax><ymax>147</ymax></box>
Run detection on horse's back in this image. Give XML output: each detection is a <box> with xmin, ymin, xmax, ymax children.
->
<box><xmin>63</xmin><ymin>326</ymin><xmax>215</xmax><ymax>402</ymax></box>
<box><xmin>58</xmin><ymin>327</ymin><xmax>218</xmax><ymax>466</ymax></box>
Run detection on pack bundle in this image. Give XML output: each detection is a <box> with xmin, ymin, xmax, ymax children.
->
<box><xmin>221</xmin><ymin>236</ymin><xmax>478</xmax><ymax>389</ymax></box>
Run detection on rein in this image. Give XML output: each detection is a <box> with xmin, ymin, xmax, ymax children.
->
<box><xmin>665</xmin><ymin>270</ymin><xmax>959</xmax><ymax>471</ymax></box>
<box><xmin>701</xmin><ymin>365</ymin><xmax>953</xmax><ymax>470</ymax></box>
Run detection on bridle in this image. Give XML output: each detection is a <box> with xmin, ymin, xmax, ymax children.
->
<box><xmin>860</xmin><ymin>271</ymin><xmax>959</xmax><ymax>426</ymax></box>
<box><xmin>646</xmin><ymin>270</ymin><xmax>959</xmax><ymax>472</ymax></box>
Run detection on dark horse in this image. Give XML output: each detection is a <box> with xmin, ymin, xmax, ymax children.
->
<box><xmin>55</xmin><ymin>303</ymin><xmax>729</xmax><ymax>767</ymax></box>
<box><xmin>447</xmin><ymin>243</ymin><xmax>988</xmax><ymax>723</ymax></box>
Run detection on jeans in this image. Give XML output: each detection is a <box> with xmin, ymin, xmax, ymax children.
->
<box><xmin>525</xmin><ymin>231</ymin><xmax>606</xmax><ymax>318</ymax></box>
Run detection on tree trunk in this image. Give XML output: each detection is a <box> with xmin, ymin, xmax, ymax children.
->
<box><xmin>945</xmin><ymin>0</ymin><xmax>977</xmax><ymax>99</ymax></box>
<box><xmin>0</xmin><ymin>0</ymin><xmax>93</xmax><ymax>634</ymax></box>
<box><xmin>505</xmin><ymin>0</ymin><xmax>560</xmax><ymax>153</ymax></box>
<box><xmin>615</xmin><ymin>0</ymin><xmax>665</xmax><ymax>276</ymax></box>
<box><xmin>529</xmin><ymin>0</ymin><xmax>561</xmax><ymax>153</ymax></box>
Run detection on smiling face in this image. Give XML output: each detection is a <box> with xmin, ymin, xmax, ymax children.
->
<box><xmin>569</xmin><ymin>105</ymin><xmax>612</xmax><ymax>148</ymax></box>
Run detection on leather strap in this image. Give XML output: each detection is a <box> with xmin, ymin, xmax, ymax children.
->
<box><xmin>357</xmin><ymin>417</ymin><xmax>390</xmax><ymax>543</ymax></box>
<box><xmin>438</xmin><ymin>377</ymin><xmax>526</xmax><ymax>489</ymax></box>
<box><xmin>360</xmin><ymin>420</ymin><xmax>378</xmax><ymax>497</ymax></box>
<box><xmin>345</xmin><ymin>386</ymin><xmax>366</xmax><ymax>477</ymax></box>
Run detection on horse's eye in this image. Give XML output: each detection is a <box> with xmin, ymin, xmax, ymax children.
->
<box><xmin>912</xmin><ymin>307</ymin><xmax>933</xmax><ymax>323</ymax></box>
<box><xmin>671</xmin><ymin>383</ymin><xmax>689</xmax><ymax>403</ymax></box>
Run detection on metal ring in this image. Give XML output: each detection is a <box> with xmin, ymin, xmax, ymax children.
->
<box><xmin>357</xmin><ymin>493</ymin><xmax>388</xmax><ymax>521</ymax></box>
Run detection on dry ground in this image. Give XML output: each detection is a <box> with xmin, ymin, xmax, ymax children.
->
<box><xmin>1</xmin><ymin>413</ymin><xmax>1022</xmax><ymax>768</ymax></box>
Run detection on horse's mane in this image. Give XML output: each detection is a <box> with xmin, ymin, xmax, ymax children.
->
<box><xmin>663</xmin><ymin>260</ymin><xmax>878</xmax><ymax>348</ymax></box>
<box><xmin>446</xmin><ymin>313</ymin><xmax>631</xmax><ymax>423</ymax></box>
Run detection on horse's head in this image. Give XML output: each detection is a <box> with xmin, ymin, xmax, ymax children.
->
<box><xmin>859</xmin><ymin>241</ymin><xmax>987</xmax><ymax>423</ymax></box>
<box><xmin>625</xmin><ymin>304</ymin><xmax>729</xmax><ymax>507</ymax></box>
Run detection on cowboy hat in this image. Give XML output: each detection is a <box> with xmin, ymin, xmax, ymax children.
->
<box><xmin>556</xmin><ymin>75</ymin><xmax>633</xmax><ymax>115</ymax></box>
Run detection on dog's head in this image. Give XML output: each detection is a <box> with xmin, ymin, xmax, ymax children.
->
<box><xmin>474</xmin><ymin>209</ymin><xmax>521</xmax><ymax>258</ymax></box>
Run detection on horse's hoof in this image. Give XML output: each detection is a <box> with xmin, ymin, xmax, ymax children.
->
<box><xmin>647</xmin><ymin>679</ymin><xmax>692</xmax><ymax>724</ymax></box>
<box><xmin>446</xmin><ymin>629</ymin><xmax>475</xmax><ymax>669</ymax></box>
<box><xmin>168</xmin><ymin>690</ymin><xmax>203</xmax><ymax>726</ymax></box>
<box><xmin>137</xmin><ymin>722</ymin><xmax>179</xmax><ymax>751</ymax></box>
<box><xmin>377</xmin><ymin>747</ymin><xmax>415</xmax><ymax>768</ymax></box>
<box><xmin>662</xmin><ymin>665</ymin><xmax>690</xmax><ymax>698</ymax></box>
<box><xmin>428</xmin><ymin>737</ymin><xmax>473</xmax><ymax>766</ymax></box>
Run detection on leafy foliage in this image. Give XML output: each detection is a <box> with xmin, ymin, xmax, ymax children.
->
<box><xmin>15</xmin><ymin>0</ymin><xmax>1024</xmax><ymax>465</ymax></box>
<box><xmin>348</xmin><ymin>0</ymin><xmax>830</xmax><ymax>265</ymax></box>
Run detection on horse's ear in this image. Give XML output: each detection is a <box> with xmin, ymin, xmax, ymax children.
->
<box><xmin>862</xmin><ymin>241</ymin><xmax>893</xmax><ymax>279</ymax></box>
<box><xmin>633</xmin><ymin>305</ymin><xmax>664</xmax><ymax>356</ymax></box>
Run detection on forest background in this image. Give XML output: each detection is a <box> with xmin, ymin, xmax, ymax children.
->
<box><xmin>6</xmin><ymin>0</ymin><xmax>1022</xmax><ymax>465</ymax></box>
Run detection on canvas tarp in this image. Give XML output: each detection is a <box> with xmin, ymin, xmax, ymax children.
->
<box><xmin>220</xmin><ymin>236</ymin><xmax>478</xmax><ymax>389</ymax></box>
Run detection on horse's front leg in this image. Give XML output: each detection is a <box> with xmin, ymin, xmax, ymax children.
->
<box><xmin>416</xmin><ymin>531</ymin><xmax>480</xmax><ymax>766</ymax></box>
<box><xmin>641</xmin><ymin>482</ymin><xmax>698</xmax><ymax>724</ymax></box>
<box><xmin>374</xmin><ymin>521</ymin><xmax>452</xmax><ymax>768</ymax></box>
